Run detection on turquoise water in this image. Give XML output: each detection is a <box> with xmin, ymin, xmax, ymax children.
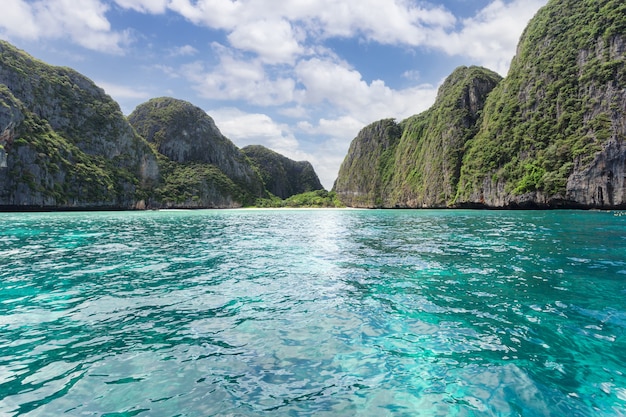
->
<box><xmin>0</xmin><ymin>209</ymin><xmax>625</xmax><ymax>416</ymax></box>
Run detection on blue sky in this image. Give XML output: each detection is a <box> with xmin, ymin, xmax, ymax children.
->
<box><xmin>1</xmin><ymin>0</ymin><xmax>547</xmax><ymax>189</ymax></box>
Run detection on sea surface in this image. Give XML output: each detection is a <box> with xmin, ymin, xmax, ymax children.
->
<box><xmin>0</xmin><ymin>209</ymin><xmax>625</xmax><ymax>416</ymax></box>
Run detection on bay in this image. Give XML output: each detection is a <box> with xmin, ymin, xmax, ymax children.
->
<box><xmin>0</xmin><ymin>209</ymin><xmax>625</xmax><ymax>416</ymax></box>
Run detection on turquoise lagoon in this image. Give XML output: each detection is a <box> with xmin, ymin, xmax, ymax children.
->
<box><xmin>0</xmin><ymin>209</ymin><xmax>625</xmax><ymax>416</ymax></box>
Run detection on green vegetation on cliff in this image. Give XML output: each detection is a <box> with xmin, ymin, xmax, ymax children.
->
<box><xmin>0</xmin><ymin>42</ymin><xmax>326</xmax><ymax>209</ymax></box>
<box><xmin>255</xmin><ymin>190</ymin><xmax>343</xmax><ymax>208</ymax></box>
<box><xmin>335</xmin><ymin>0</ymin><xmax>626</xmax><ymax>209</ymax></box>
<box><xmin>0</xmin><ymin>41</ymin><xmax>158</xmax><ymax>208</ymax></box>
<box><xmin>242</xmin><ymin>145</ymin><xmax>323</xmax><ymax>199</ymax></box>
<box><xmin>390</xmin><ymin>66</ymin><xmax>502</xmax><ymax>207</ymax></box>
<box><xmin>334</xmin><ymin>66</ymin><xmax>502</xmax><ymax>208</ymax></box>
<box><xmin>333</xmin><ymin>118</ymin><xmax>403</xmax><ymax>207</ymax></box>
<box><xmin>457</xmin><ymin>0</ymin><xmax>626</xmax><ymax>206</ymax></box>
<box><xmin>128</xmin><ymin>97</ymin><xmax>267</xmax><ymax>207</ymax></box>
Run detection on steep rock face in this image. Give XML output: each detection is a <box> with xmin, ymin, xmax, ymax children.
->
<box><xmin>241</xmin><ymin>145</ymin><xmax>323</xmax><ymax>199</ymax></box>
<box><xmin>457</xmin><ymin>0</ymin><xmax>626</xmax><ymax>208</ymax></box>
<box><xmin>388</xmin><ymin>66</ymin><xmax>502</xmax><ymax>207</ymax></box>
<box><xmin>334</xmin><ymin>66</ymin><xmax>501</xmax><ymax>208</ymax></box>
<box><xmin>0</xmin><ymin>41</ymin><xmax>159</xmax><ymax>208</ymax></box>
<box><xmin>128</xmin><ymin>97</ymin><xmax>267</xmax><ymax>207</ymax></box>
<box><xmin>333</xmin><ymin>119</ymin><xmax>402</xmax><ymax>207</ymax></box>
<box><xmin>335</xmin><ymin>0</ymin><xmax>626</xmax><ymax>209</ymax></box>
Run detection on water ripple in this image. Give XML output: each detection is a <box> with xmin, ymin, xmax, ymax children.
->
<box><xmin>0</xmin><ymin>209</ymin><xmax>625</xmax><ymax>416</ymax></box>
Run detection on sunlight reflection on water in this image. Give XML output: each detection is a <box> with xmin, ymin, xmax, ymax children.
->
<box><xmin>0</xmin><ymin>209</ymin><xmax>625</xmax><ymax>416</ymax></box>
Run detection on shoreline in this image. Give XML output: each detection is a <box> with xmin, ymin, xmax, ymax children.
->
<box><xmin>1</xmin><ymin>204</ymin><xmax>625</xmax><ymax>213</ymax></box>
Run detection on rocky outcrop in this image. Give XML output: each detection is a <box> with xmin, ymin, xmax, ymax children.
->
<box><xmin>335</xmin><ymin>0</ymin><xmax>626</xmax><ymax>209</ymax></box>
<box><xmin>242</xmin><ymin>145</ymin><xmax>323</xmax><ymax>199</ymax></box>
<box><xmin>0</xmin><ymin>40</ymin><xmax>160</xmax><ymax>209</ymax></box>
<box><xmin>456</xmin><ymin>0</ymin><xmax>626</xmax><ymax>208</ymax></box>
<box><xmin>128</xmin><ymin>97</ymin><xmax>267</xmax><ymax>207</ymax></box>
<box><xmin>566</xmin><ymin>138</ymin><xmax>626</xmax><ymax>207</ymax></box>
<box><xmin>333</xmin><ymin>119</ymin><xmax>402</xmax><ymax>207</ymax></box>
<box><xmin>333</xmin><ymin>66</ymin><xmax>502</xmax><ymax>208</ymax></box>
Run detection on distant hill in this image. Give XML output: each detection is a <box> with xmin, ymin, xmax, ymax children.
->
<box><xmin>128</xmin><ymin>97</ymin><xmax>267</xmax><ymax>208</ymax></box>
<box><xmin>334</xmin><ymin>66</ymin><xmax>502</xmax><ymax>208</ymax></box>
<box><xmin>242</xmin><ymin>145</ymin><xmax>323</xmax><ymax>199</ymax></box>
<box><xmin>0</xmin><ymin>41</ymin><xmax>324</xmax><ymax>209</ymax></box>
<box><xmin>334</xmin><ymin>0</ymin><xmax>626</xmax><ymax>209</ymax></box>
<box><xmin>0</xmin><ymin>40</ymin><xmax>159</xmax><ymax>209</ymax></box>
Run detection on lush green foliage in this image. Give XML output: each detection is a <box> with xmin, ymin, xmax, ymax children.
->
<box><xmin>242</xmin><ymin>145</ymin><xmax>324</xmax><ymax>199</ymax></box>
<box><xmin>457</xmin><ymin>0</ymin><xmax>626</xmax><ymax>200</ymax></box>
<box><xmin>154</xmin><ymin>161</ymin><xmax>251</xmax><ymax>207</ymax></box>
<box><xmin>335</xmin><ymin>0</ymin><xmax>626</xmax><ymax>208</ymax></box>
<box><xmin>254</xmin><ymin>190</ymin><xmax>344</xmax><ymax>208</ymax></box>
<box><xmin>334</xmin><ymin>67</ymin><xmax>502</xmax><ymax>207</ymax></box>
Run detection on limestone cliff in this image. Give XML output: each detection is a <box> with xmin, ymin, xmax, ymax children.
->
<box><xmin>335</xmin><ymin>0</ymin><xmax>626</xmax><ymax>209</ymax></box>
<box><xmin>0</xmin><ymin>42</ymin><xmax>325</xmax><ymax>209</ymax></box>
<box><xmin>456</xmin><ymin>0</ymin><xmax>626</xmax><ymax>208</ymax></box>
<box><xmin>128</xmin><ymin>97</ymin><xmax>267</xmax><ymax>207</ymax></box>
<box><xmin>0</xmin><ymin>41</ymin><xmax>159</xmax><ymax>209</ymax></box>
<box><xmin>242</xmin><ymin>145</ymin><xmax>323</xmax><ymax>199</ymax></box>
<box><xmin>333</xmin><ymin>119</ymin><xmax>402</xmax><ymax>207</ymax></box>
<box><xmin>334</xmin><ymin>66</ymin><xmax>501</xmax><ymax>208</ymax></box>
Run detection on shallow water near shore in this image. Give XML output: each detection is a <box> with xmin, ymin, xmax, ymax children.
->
<box><xmin>1</xmin><ymin>209</ymin><xmax>625</xmax><ymax>416</ymax></box>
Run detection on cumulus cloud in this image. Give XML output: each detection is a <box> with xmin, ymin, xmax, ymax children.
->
<box><xmin>297</xmin><ymin>0</ymin><xmax>455</xmax><ymax>45</ymax></box>
<box><xmin>1</xmin><ymin>0</ymin><xmax>546</xmax><ymax>73</ymax></box>
<box><xmin>297</xmin><ymin>116</ymin><xmax>365</xmax><ymax>144</ymax></box>
<box><xmin>180</xmin><ymin>44</ymin><xmax>298</xmax><ymax>106</ymax></box>
<box><xmin>168</xmin><ymin>0</ymin><xmax>242</xmax><ymax>30</ymax></box>
<box><xmin>97</xmin><ymin>81</ymin><xmax>151</xmax><ymax>100</ymax></box>
<box><xmin>227</xmin><ymin>18</ymin><xmax>302</xmax><ymax>64</ymax></box>
<box><xmin>209</xmin><ymin>107</ymin><xmax>300</xmax><ymax>153</ymax></box>
<box><xmin>0</xmin><ymin>0</ymin><xmax>40</xmax><ymax>40</ymax></box>
<box><xmin>430</xmin><ymin>0</ymin><xmax>548</xmax><ymax>74</ymax></box>
<box><xmin>296</xmin><ymin>57</ymin><xmax>437</xmax><ymax>122</ymax></box>
<box><xmin>113</xmin><ymin>0</ymin><xmax>168</xmax><ymax>14</ymax></box>
<box><xmin>169</xmin><ymin>44</ymin><xmax>198</xmax><ymax>57</ymax></box>
<box><xmin>0</xmin><ymin>0</ymin><xmax>130</xmax><ymax>53</ymax></box>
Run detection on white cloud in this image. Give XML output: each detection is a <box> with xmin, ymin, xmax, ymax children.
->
<box><xmin>0</xmin><ymin>0</ymin><xmax>40</xmax><ymax>40</ymax></box>
<box><xmin>0</xmin><ymin>0</ymin><xmax>546</xmax><ymax>71</ymax></box>
<box><xmin>209</xmin><ymin>107</ymin><xmax>300</xmax><ymax>153</ymax></box>
<box><xmin>181</xmin><ymin>44</ymin><xmax>298</xmax><ymax>106</ymax></box>
<box><xmin>169</xmin><ymin>44</ymin><xmax>198</xmax><ymax>57</ymax></box>
<box><xmin>303</xmin><ymin>0</ymin><xmax>455</xmax><ymax>45</ymax></box>
<box><xmin>160</xmin><ymin>0</ymin><xmax>458</xmax><ymax>62</ymax></box>
<box><xmin>430</xmin><ymin>0</ymin><xmax>547</xmax><ymax>74</ymax></box>
<box><xmin>403</xmin><ymin>70</ymin><xmax>421</xmax><ymax>81</ymax></box>
<box><xmin>278</xmin><ymin>106</ymin><xmax>308</xmax><ymax>119</ymax></box>
<box><xmin>152</xmin><ymin>64</ymin><xmax>183</xmax><ymax>79</ymax></box>
<box><xmin>0</xmin><ymin>0</ymin><xmax>130</xmax><ymax>54</ymax></box>
<box><xmin>97</xmin><ymin>81</ymin><xmax>151</xmax><ymax>100</ymax></box>
<box><xmin>295</xmin><ymin>57</ymin><xmax>437</xmax><ymax>122</ymax></box>
<box><xmin>113</xmin><ymin>0</ymin><xmax>169</xmax><ymax>14</ymax></box>
<box><xmin>298</xmin><ymin>116</ymin><xmax>365</xmax><ymax>143</ymax></box>
<box><xmin>227</xmin><ymin>18</ymin><xmax>302</xmax><ymax>64</ymax></box>
<box><xmin>168</xmin><ymin>0</ymin><xmax>241</xmax><ymax>30</ymax></box>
